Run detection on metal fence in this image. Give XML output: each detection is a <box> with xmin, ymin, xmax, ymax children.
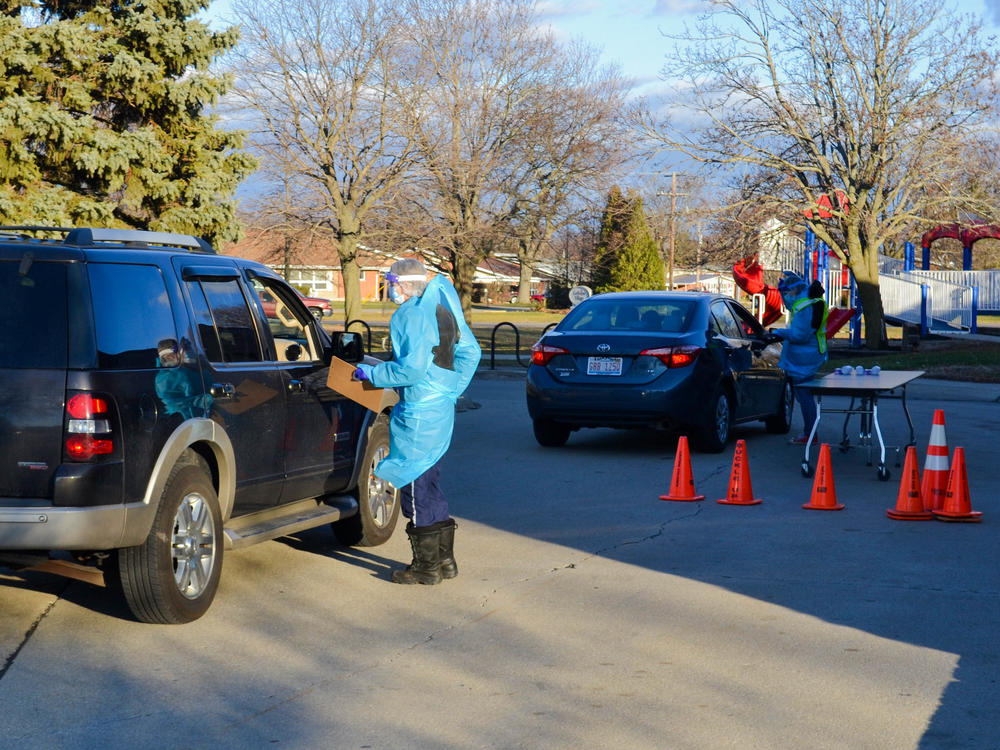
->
<box><xmin>907</xmin><ymin>269</ymin><xmax>1000</xmax><ymax>312</ymax></box>
<box><xmin>879</xmin><ymin>273</ymin><xmax>973</xmax><ymax>331</ymax></box>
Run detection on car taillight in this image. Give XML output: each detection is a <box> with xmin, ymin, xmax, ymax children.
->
<box><xmin>640</xmin><ymin>346</ymin><xmax>702</xmax><ymax>368</ymax></box>
<box><xmin>530</xmin><ymin>342</ymin><xmax>570</xmax><ymax>366</ymax></box>
<box><xmin>67</xmin><ymin>393</ymin><xmax>109</xmax><ymax>419</ymax></box>
<box><xmin>65</xmin><ymin>392</ymin><xmax>114</xmax><ymax>460</ymax></box>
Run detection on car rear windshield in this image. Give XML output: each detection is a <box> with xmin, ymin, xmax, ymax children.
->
<box><xmin>0</xmin><ymin>259</ymin><xmax>68</xmax><ymax>368</ymax></box>
<box><xmin>561</xmin><ymin>298</ymin><xmax>696</xmax><ymax>333</ymax></box>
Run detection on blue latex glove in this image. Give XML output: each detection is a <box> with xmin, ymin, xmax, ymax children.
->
<box><xmin>353</xmin><ymin>367</ymin><xmax>369</xmax><ymax>381</ymax></box>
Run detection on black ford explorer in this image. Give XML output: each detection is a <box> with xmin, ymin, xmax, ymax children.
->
<box><xmin>0</xmin><ymin>227</ymin><xmax>399</xmax><ymax>623</ymax></box>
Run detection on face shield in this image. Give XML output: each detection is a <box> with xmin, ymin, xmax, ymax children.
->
<box><xmin>385</xmin><ymin>272</ymin><xmax>426</xmax><ymax>304</ymax></box>
<box><xmin>777</xmin><ymin>272</ymin><xmax>806</xmax><ymax>305</ymax></box>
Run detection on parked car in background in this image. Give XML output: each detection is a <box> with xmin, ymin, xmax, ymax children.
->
<box><xmin>260</xmin><ymin>288</ymin><xmax>333</xmax><ymax>320</ymax></box>
<box><xmin>526</xmin><ymin>291</ymin><xmax>793</xmax><ymax>452</ymax></box>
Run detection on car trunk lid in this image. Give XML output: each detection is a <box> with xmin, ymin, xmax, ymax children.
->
<box><xmin>538</xmin><ymin>331</ymin><xmax>702</xmax><ymax>385</ymax></box>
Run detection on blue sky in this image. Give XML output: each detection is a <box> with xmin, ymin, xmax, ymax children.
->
<box><xmin>535</xmin><ymin>0</ymin><xmax>1000</xmax><ymax>99</ymax></box>
<box><xmin>204</xmin><ymin>0</ymin><xmax>1000</xmax><ymax>99</ymax></box>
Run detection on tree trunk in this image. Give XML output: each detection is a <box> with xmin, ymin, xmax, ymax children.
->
<box><xmin>517</xmin><ymin>258</ymin><xmax>533</xmax><ymax>304</ymax></box>
<box><xmin>452</xmin><ymin>252</ymin><xmax>478</xmax><ymax>322</ymax></box>
<box><xmin>337</xmin><ymin>218</ymin><xmax>363</xmax><ymax>330</ymax></box>
<box><xmin>850</xmin><ymin>250</ymin><xmax>888</xmax><ymax>349</ymax></box>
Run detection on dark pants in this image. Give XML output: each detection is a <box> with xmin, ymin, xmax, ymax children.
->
<box><xmin>400</xmin><ymin>458</ymin><xmax>449</xmax><ymax>527</ymax></box>
<box><xmin>790</xmin><ymin>376</ymin><xmax>818</xmax><ymax>434</ymax></box>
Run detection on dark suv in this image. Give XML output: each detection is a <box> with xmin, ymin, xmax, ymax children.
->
<box><xmin>0</xmin><ymin>227</ymin><xmax>399</xmax><ymax>623</ymax></box>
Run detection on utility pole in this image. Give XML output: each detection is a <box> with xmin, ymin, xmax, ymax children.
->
<box><xmin>657</xmin><ymin>174</ymin><xmax>688</xmax><ymax>290</ymax></box>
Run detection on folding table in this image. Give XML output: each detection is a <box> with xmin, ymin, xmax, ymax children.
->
<box><xmin>796</xmin><ymin>369</ymin><xmax>925</xmax><ymax>481</ymax></box>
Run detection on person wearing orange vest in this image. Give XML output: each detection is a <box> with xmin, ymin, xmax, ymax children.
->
<box><xmin>771</xmin><ymin>271</ymin><xmax>828</xmax><ymax>444</ymax></box>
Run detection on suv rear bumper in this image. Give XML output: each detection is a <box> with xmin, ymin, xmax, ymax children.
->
<box><xmin>0</xmin><ymin>504</ymin><xmax>126</xmax><ymax>550</ymax></box>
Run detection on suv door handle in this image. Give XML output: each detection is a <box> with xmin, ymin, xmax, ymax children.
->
<box><xmin>210</xmin><ymin>382</ymin><xmax>236</xmax><ymax>399</ymax></box>
<box><xmin>286</xmin><ymin>379</ymin><xmax>305</xmax><ymax>393</ymax></box>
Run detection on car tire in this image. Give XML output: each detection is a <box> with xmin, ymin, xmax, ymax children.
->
<box><xmin>695</xmin><ymin>390</ymin><xmax>732</xmax><ymax>453</ymax></box>
<box><xmin>533</xmin><ymin>418</ymin><xmax>571</xmax><ymax>447</ymax></box>
<box><xmin>117</xmin><ymin>454</ymin><xmax>223</xmax><ymax>624</ymax></box>
<box><xmin>333</xmin><ymin>417</ymin><xmax>400</xmax><ymax>547</ymax></box>
<box><xmin>308</xmin><ymin>306</ymin><xmax>323</xmax><ymax>320</ymax></box>
<box><xmin>765</xmin><ymin>380</ymin><xmax>794</xmax><ymax>434</ymax></box>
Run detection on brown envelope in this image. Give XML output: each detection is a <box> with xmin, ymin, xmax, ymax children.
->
<box><xmin>326</xmin><ymin>356</ymin><xmax>398</xmax><ymax>413</ymax></box>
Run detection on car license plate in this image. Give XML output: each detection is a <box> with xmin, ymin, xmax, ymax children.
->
<box><xmin>587</xmin><ymin>356</ymin><xmax>623</xmax><ymax>376</ymax></box>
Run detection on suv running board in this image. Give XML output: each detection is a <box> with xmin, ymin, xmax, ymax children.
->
<box><xmin>223</xmin><ymin>496</ymin><xmax>359</xmax><ymax>550</ymax></box>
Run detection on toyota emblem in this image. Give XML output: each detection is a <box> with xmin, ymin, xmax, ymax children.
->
<box><xmin>597</xmin><ymin>343</ymin><xmax>611</xmax><ymax>353</ymax></box>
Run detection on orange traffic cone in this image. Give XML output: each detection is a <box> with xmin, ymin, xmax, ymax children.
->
<box><xmin>717</xmin><ymin>440</ymin><xmax>762</xmax><ymax>505</ymax></box>
<box><xmin>660</xmin><ymin>436</ymin><xmax>705</xmax><ymax>502</ymax></box>
<box><xmin>933</xmin><ymin>447</ymin><xmax>982</xmax><ymax>522</ymax></box>
<box><xmin>803</xmin><ymin>444</ymin><xmax>844</xmax><ymax>510</ymax></box>
<box><xmin>887</xmin><ymin>446</ymin><xmax>933</xmax><ymax>520</ymax></box>
<box><xmin>920</xmin><ymin>409</ymin><xmax>950</xmax><ymax>511</ymax></box>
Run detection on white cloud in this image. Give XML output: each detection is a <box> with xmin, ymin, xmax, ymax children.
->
<box><xmin>651</xmin><ymin>0</ymin><xmax>712</xmax><ymax>14</ymax></box>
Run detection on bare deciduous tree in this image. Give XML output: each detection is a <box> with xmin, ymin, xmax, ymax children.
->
<box><xmin>396</xmin><ymin>0</ymin><xmax>585</xmax><ymax>314</ymax></box>
<box><xmin>509</xmin><ymin>41</ymin><xmax>635</xmax><ymax>304</ymax></box>
<box><xmin>647</xmin><ymin>0</ymin><xmax>1000</xmax><ymax>347</ymax></box>
<box><xmin>229</xmin><ymin>0</ymin><xmax>417</xmax><ymax>325</ymax></box>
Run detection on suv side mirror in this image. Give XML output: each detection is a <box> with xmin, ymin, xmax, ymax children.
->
<box><xmin>332</xmin><ymin>331</ymin><xmax>364</xmax><ymax>362</ymax></box>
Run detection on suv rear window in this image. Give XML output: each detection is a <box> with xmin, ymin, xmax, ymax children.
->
<box><xmin>0</xmin><ymin>259</ymin><xmax>68</xmax><ymax>369</ymax></box>
<box><xmin>88</xmin><ymin>263</ymin><xmax>178</xmax><ymax>369</ymax></box>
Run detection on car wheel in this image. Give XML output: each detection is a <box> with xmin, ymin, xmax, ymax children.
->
<box><xmin>695</xmin><ymin>390</ymin><xmax>732</xmax><ymax>453</ymax></box>
<box><xmin>333</xmin><ymin>417</ymin><xmax>400</xmax><ymax>546</ymax></box>
<box><xmin>765</xmin><ymin>380</ymin><xmax>794</xmax><ymax>434</ymax></box>
<box><xmin>533</xmin><ymin>418</ymin><xmax>571</xmax><ymax>447</ymax></box>
<box><xmin>308</xmin><ymin>306</ymin><xmax>323</xmax><ymax>320</ymax></box>
<box><xmin>117</xmin><ymin>455</ymin><xmax>222</xmax><ymax>624</ymax></box>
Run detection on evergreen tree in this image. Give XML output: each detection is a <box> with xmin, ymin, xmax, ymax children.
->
<box><xmin>0</xmin><ymin>0</ymin><xmax>256</xmax><ymax>246</ymax></box>
<box><xmin>592</xmin><ymin>187</ymin><xmax>665</xmax><ymax>293</ymax></box>
<box><xmin>591</xmin><ymin>185</ymin><xmax>630</xmax><ymax>291</ymax></box>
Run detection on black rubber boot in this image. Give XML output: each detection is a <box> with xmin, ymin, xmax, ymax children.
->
<box><xmin>392</xmin><ymin>522</ymin><xmax>442</xmax><ymax>585</ymax></box>
<box><xmin>438</xmin><ymin>519</ymin><xmax>458</xmax><ymax>579</ymax></box>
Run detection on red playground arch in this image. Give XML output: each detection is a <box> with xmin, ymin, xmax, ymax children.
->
<box><xmin>921</xmin><ymin>224</ymin><xmax>1000</xmax><ymax>270</ymax></box>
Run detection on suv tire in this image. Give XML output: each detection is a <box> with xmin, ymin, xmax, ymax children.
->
<box><xmin>118</xmin><ymin>455</ymin><xmax>223</xmax><ymax>624</ymax></box>
<box><xmin>333</xmin><ymin>418</ymin><xmax>399</xmax><ymax>547</ymax></box>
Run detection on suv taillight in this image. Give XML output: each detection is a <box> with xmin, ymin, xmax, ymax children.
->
<box><xmin>65</xmin><ymin>392</ymin><xmax>115</xmax><ymax>460</ymax></box>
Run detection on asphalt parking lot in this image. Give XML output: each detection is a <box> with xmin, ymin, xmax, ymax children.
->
<box><xmin>1</xmin><ymin>372</ymin><xmax>998</xmax><ymax>749</ymax></box>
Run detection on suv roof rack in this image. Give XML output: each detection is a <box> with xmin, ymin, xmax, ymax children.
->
<box><xmin>0</xmin><ymin>225</ymin><xmax>215</xmax><ymax>253</ymax></box>
<box><xmin>64</xmin><ymin>228</ymin><xmax>216</xmax><ymax>253</ymax></box>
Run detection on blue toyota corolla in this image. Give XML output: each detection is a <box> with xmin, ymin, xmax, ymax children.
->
<box><xmin>525</xmin><ymin>291</ymin><xmax>794</xmax><ymax>451</ymax></box>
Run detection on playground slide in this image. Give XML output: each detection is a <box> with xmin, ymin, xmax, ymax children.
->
<box><xmin>732</xmin><ymin>254</ymin><xmax>786</xmax><ymax>326</ymax></box>
<box><xmin>732</xmin><ymin>254</ymin><xmax>854</xmax><ymax>338</ymax></box>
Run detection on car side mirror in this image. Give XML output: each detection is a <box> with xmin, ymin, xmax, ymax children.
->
<box><xmin>332</xmin><ymin>331</ymin><xmax>364</xmax><ymax>363</ymax></box>
<box><xmin>763</xmin><ymin>332</ymin><xmax>783</xmax><ymax>345</ymax></box>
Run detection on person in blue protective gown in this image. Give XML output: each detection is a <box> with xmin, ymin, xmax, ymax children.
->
<box><xmin>353</xmin><ymin>258</ymin><xmax>481</xmax><ymax>585</ymax></box>
<box><xmin>770</xmin><ymin>271</ymin><xmax>828</xmax><ymax>444</ymax></box>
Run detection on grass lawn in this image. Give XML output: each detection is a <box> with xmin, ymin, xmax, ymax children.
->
<box><xmin>330</xmin><ymin>304</ymin><xmax>1000</xmax><ymax>383</ymax></box>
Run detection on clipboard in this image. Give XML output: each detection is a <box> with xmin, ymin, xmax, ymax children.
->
<box><xmin>326</xmin><ymin>356</ymin><xmax>398</xmax><ymax>413</ymax></box>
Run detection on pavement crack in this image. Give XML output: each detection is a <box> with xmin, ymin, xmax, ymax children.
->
<box><xmin>596</xmin><ymin>502</ymin><xmax>705</xmax><ymax>555</ymax></box>
<box><xmin>0</xmin><ymin>581</ymin><xmax>68</xmax><ymax>682</ymax></box>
